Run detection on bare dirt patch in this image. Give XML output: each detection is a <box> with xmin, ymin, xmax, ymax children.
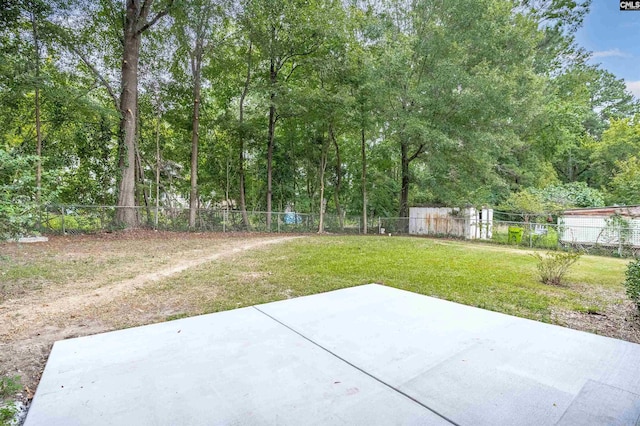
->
<box><xmin>551</xmin><ymin>300</ymin><xmax>640</xmax><ymax>344</ymax></box>
<box><xmin>545</xmin><ymin>278</ymin><xmax>640</xmax><ymax>344</ymax></box>
<box><xmin>0</xmin><ymin>231</ymin><xmax>300</xmax><ymax>401</ymax></box>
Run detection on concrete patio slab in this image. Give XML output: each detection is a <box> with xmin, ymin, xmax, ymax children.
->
<box><xmin>25</xmin><ymin>284</ymin><xmax>640</xmax><ymax>425</ymax></box>
<box><xmin>258</xmin><ymin>284</ymin><xmax>640</xmax><ymax>425</ymax></box>
<box><xmin>24</xmin><ymin>306</ymin><xmax>444</xmax><ymax>426</ymax></box>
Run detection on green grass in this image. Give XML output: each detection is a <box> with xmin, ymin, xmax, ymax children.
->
<box><xmin>0</xmin><ymin>376</ymin><xmax>20</xmax><ymax>399</ymax></box>
<box><xmin>0</xmin><ymin>376</ymin><xmax>21</xmax><ymax>426</ymax></box>
<box><xmin>146</xmin><ymin>236</ymin><xmax>628</xmax><ymax>324</ymax></box>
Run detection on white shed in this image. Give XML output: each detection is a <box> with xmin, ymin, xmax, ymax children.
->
<box><xmin>409</xmin><ymin>207</ymin><xmax>493</xmax><ymax>240</ymax></box>
<box><xmin>558</xmin><ymin>206</ymin><xmax>640</xmax><ymax>247</ymax></box>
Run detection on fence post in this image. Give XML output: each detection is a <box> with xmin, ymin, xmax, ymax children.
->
<box><xmin>277</xmin><ymin>213</ymin><xmax>281</xmax><ymax>233</ymax></box>
<box><xmin>61</xmin><ymin>205</ymin><xmax>66</xmax><ymax>235</ymax></box>
<box><xmin>529</xmin><ymin>222</ymin><xmax>532</xmax><ymax>248</ymax></box>
<box><xmin>358</xmin><ymin>217</ymin><xmax>361</xmax><ymax>234</ymax></box>
<box><xmin>378</xmin><ymin>217</ymin><xmax>381</xmax><ymax>234</ymax></box>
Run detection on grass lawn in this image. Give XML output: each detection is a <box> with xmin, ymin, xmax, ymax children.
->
<box><xmin>141</xmin><ymin>235</ymin><xmax>630</xmax><ymax>328</ymax></box>
<box><xmin>1</xmin><ymin>232</ymin><xmax>638</xmax><ymax>417</ymax></box>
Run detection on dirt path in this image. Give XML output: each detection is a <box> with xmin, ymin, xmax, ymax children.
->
<box><xmin>0</xmin><ymin>235</ymin><xmax>300</xmax><ymax>398</ymax></box>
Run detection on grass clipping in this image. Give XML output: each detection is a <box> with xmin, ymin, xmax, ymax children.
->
<box><xmin>531</xmin><ymin>251</ymin><xmax>582</xmax><ymax>286</ymax></box>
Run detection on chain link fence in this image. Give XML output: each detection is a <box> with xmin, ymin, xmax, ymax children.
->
<box><xmin>35</xmin><ymin>205</ymin><xmax>640</xmax><ymax>258</ymax></box>
<box><xmin>375</xmin><ymin>216</ymin><xmax>639</xmax><ymax>257</ymax></box>
<box><xmin>37</xmin><ymin>205</ymin><xmax>365</xmax><ymax>235</ymax></box>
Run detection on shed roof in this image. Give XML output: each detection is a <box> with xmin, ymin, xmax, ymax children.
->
<box><xmin>561</xmin><ymin>205</ymin><xmax>640</xmax><ymax>217</ymax></box>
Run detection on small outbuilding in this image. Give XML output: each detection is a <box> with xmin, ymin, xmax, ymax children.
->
<box><xmin>409</xmin><ymin>207</ymin><xmax>493</xmax><ymax>240</ymax></box>
<box><xmin>558</xmin><ymin>205</ymin><xmax>640</xmax><ymax>247</ymax></box>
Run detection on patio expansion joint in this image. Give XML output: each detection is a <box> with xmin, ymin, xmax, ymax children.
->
<box><xmin>251</xmin><ymin>305</ymin><xmax>459</xmax><ymax>426</ymax></box>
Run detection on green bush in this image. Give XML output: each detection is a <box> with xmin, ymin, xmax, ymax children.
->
<box><xmin>624</xmin><ymin>259</ymin><xmax>640</xmax><ymax>312</ymax></box>
<box><xmin>44</xmin><ymin>214</ymin><xmax>101</xmax><ymax>232</ymax></box>
<box><xmin>531</xmin><ymin>251</ymin><xmax>582</xmax><ymax>286</ymax></box>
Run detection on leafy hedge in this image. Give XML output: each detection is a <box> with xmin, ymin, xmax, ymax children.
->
<box><xmin>624</xmin><ymin>259</ymin><xmax>640</xmax><ymax>312</ymax></box>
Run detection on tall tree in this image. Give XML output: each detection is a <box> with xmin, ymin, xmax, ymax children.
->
<box><xmin>58</xmin><ymin>0</ymin><xmax>173</xmax><ymax>226</ymax></box>
<box><xmin>173</xmin><ymin>0</ymin><xmax>227</xmax><ymax>228</ymax></box>
<box><xmin>28</xmin><ymin>1</ymin><xmax>44</xmax><ymax>203</ymax></box>
<box><xmin>116</xmin><ymin>0</ymin><xmax>173</xmax><ymax>226</ymax></box>
<box><xmin>242</xmin><ymin>0</ymin><xmax>331</xmax><ymax>229</ymax></box>
<box><xmin>379</xmin><ymin>0</ymin><xmax>541</xmax><ymax>217</ymax></box>
<box><xmin>346</xmin><ymin>2</ymin><xmax>381</xmax><ymax>233</ymax></box>
<box><xmin>237</xmin><ymin>40</ymin><xmax>253</xmax><ymax>229</ymax></box>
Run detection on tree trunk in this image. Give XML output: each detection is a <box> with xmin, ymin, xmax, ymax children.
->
<box><xmin>238</xmin><ymin>42</ymin><xmax>252</xmax><ymax>230</ymax></box>
<box><xmin>307</xmin><ymin>176</ymin><xmax>314</xmax><ymax>214</ymax></box>
<box><xmin>113</xmin><ymin>0</ymin><xmax>171</xmax><ymax>227</ymax></box>
<box><xmin>399</xmin><ymin>140</ymin><xmax>410</xmax><ymax>219</ymax></box>
<box><xmin>31</xmin><ymin>11</ymin><xmax>42</xmax><ymax>205</ymax></box>
<box><xmin>330</xmin><ymin>125</ymin><xmax>343</xmax><ymax>229</ymax></box>
<box><xmin>361</xmin><ymin>127</ymin><xmax>367</xmax><ymax>234</ymax></box>
<box><xmin>116</xmin><ymin>7</ymin><xmax>141</xmax><ymax>227</ymax></box>
<box><xmin>155</xmin><ymin>109</ymin><xmax>161</xmax><ymax>228</ymax></box>
<box><xmin>266</xmin><ymin>56</ymin><xmax>277</xmax><ymax>231</ymax></box>
<box><xmin>238</xmin><ymin>150</ymin><xmax>249</xmax><ymax>229</ymax></box>
<box><xmin>188</xmin><ymin>65</ymin><xmax>202</xmax><ymax>229</ymax></box>
<box><xmin>318</xmin><ymin>132</ymin><xmax>329</xmax><ymax>233</ymax></box>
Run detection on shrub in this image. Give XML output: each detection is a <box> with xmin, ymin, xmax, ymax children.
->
<box><xmin>531</xmin><ymin>251</ymin><xmax>582</xmax><ymax>286</ymax></box>
<box><xmin>624</xmin><ymin>259</ymin><xmax>640</xmax><ymax>312</ymax></box>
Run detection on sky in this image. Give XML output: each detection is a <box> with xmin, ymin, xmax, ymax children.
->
<box><xmin>575</xmin><ymin>0</ymin><xmax>640</xmax><ymax>98</ymax></box>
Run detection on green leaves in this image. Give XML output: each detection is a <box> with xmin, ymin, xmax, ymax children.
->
<box><xmin>531</xmin><ymin>250</ymin><xmax>582</xmax><ymax>286</ymax></box>
<box><xmin>607</xmin><ymin>156</ymin><xmax>640</xmax><ymax>206</ymax></box>
<box><xmin>0</xmin><ymin>0</ymin><xmax>636</xmax><ymax>223</ymax></box>
<box><xmin>0</xmin><ymin>151</ymin><xmax>37</xmax><ymax>239</ymax></box>
<box><xmin>498</xmin><ymin>182</ymin><xmax>604</xmax><ymax>221</ymax></box>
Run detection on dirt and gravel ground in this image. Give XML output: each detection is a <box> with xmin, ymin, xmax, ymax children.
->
<box><xmin>0</xmin><ymin>231</ymin><xmax>300</xmax><ymax>403</ymax></box>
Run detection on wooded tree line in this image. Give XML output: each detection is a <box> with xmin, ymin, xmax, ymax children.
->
<box><xmin>1</xmin><ymin>0</ymin><xmax>639</xmax><ymax>232</ymax></box>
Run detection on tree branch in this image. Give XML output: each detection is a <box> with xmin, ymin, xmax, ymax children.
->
<box><xmin>138</xmin><ymin>0</ymin><xmax>152</xmax><ymax>22</ymax></box>
<box><xmin>67</xmin><ymin>44</ymin><xmax>120</xmax><ymax>113</ymax></box>
<box><xmin>203</xmin><ymin>30</ymin><xmax>239</xmax><ymax>57</ymax></box>
<box><xmin>137</xmin><ymin>0</ymin><xmax>174</xmax><ymax>35</ymax></box>
<box><xmin>283</xmin><ymin>63</ymin><xmax>299</xmax><ymax>82</ymax></box>
<box><xmin>408</xmin><ymin>143</ymin><xmax>426</xmax><ymax>162</ymax></box>
<box><xmin>277</xmin><ymin>41</ymin><xmax>322</xmax><ymax>72</ymax></box>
